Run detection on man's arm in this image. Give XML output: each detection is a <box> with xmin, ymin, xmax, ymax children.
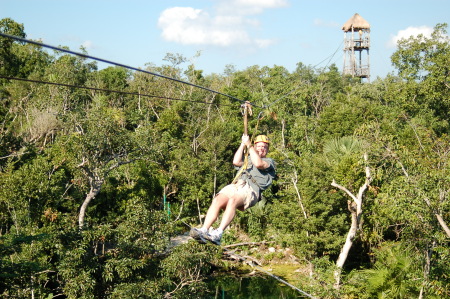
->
<box><xmin>247</xmin><ymin>147</ymin><xmax>269</xmax><ymax>169</ymax></box>
<box><xmin>233</xmin><ymin>142</ymin><xmax>246</xmax><ymax>167</ymax></box>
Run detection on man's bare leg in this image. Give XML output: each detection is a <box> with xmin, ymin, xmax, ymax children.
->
<box><xmin>202</xmin><ymin>194</ymin><xmax>229</xmax><ymax>231</ymax></box>
<box><xmin>218</xmin><ymin>196</ymin><xmax>245</xmax><ymax>231</ymax></box>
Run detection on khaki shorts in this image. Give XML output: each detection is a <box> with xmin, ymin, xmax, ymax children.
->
<box><xmin>218</xmin><ymin>180</ymin><xmax>259</xmax><ymax>210</ymax></box>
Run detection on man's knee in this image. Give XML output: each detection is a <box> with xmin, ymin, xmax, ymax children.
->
<box><xmin>226</xmin><ymin>196</ymin><xmax>243</xmax><ymax>209</ymax></box>
<box><xmin>211</xmin><ymin>194</ymin><xmax>228</xmax><ymax>209</ymax></box>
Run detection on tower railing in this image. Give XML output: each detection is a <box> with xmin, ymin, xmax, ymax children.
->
<box><xmin>343</xmin><ymin>37</ymin><xmax>370</xmax><ymax>49</ymax></box>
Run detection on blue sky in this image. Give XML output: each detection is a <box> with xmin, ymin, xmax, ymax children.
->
<box><xmin>2</xmin><ymin>0</ymin><xmax>449</xmax><ymax>80</ymax></box>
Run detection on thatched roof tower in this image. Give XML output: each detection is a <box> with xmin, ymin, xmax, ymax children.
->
<box><xmin>342</xmin><ymin>13</ymin><xmax>371</xmax><ymax>82</ymax></box>
<box><xmin>342</xmin><ymin>13</ymin><xmax>370</xmax><ymax>32</ymax></box>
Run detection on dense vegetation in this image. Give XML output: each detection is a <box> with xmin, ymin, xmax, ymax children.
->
<box><xmin>1</xmin><ymin>18</ymin><xmax>449</xmax><ymax>298</ymax></box>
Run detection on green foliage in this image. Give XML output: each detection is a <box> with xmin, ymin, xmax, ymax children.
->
<box><xmin>108</xmin><ymin>281</ymin><xmax>163</xmax><ymax>299</ymax></box>
<box><xmin>160</xmin><ymin>242</ymin><xmax>221</xmax><ymax>298</ymax></box>
<box><xmin>209</xmin><ymin>273</ymin><xmax>303</xmax><ymax>298</ymax></box>
<box><xmin>391</xmin><ymin>23</ymin><xmax>450</xmax><ymax>122</ymax></box>
<box><xmin>0</xmin><ymin>18</ymin><xmax>26</xmax><ymax>79</ymax></box>
<box><xmin>345</xmin><ymin>243</ymin><xmax>423</xmax><ymax>298</ymax></box>
<box><xmin>0</xmin><ymin>233</ymin><xmax>53</xmax><ymax>298</ymax></box>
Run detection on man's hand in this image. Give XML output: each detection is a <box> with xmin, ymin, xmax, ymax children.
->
<box><xmin>241</xmin><ymin>134</ymin><xmax>251</xmax><ymax>147</ymax></box>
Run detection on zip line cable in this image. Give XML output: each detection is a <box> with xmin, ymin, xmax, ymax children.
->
<box><xmin>262</xmin><ymin>40</ymin><xmax>344</xmax><ymax>110</ymax></box>
<box><xmin>0</xmin><ymin>75</ymin><xmax>237</xmax><ymax>108</ymax></box>
<box><xmin>0</xmin><ymin>32</ymin><xmax>253</xmax><ymax>106</ymax></box>
<box><xmin>1</xmin><ymin>32</ymin><xmax>342</xmax><ymax>113</ymax></box>
<box><xmin>311</xmin><ymin>40</ymin><xmax>344</xmax><ymax>70</ymax></box>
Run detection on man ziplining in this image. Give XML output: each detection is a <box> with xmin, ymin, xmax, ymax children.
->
<box><xmin>190</xmin><ymin>133</ymin><xmax>276</xmax><ymax>245</ymax></box>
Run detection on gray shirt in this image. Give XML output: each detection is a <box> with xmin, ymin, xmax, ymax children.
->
<box><xmin>237</xmin><ymin>157</ymin><xmax>276</xmax><ymax>195</ymax></box>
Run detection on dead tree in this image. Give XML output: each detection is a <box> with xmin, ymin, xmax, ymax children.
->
<box><xmin>332</xmin><ymin>153</ymin><xmax>372</xmax><ymax>289</ymax></box>
<box><xmin>78</xmin><ymin>158</ymin><xmax>136</xmax><ymax>229</ymax></box>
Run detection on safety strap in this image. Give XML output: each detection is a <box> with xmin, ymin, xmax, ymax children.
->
<box><xmin>243</xmin><ymin>170</ymin><xmax>261</xmax><ymax>189</ymax></box>
<box><xmin>232</xmin><ymin>147</ymin><xmax>249</xmax><ymax>184</ymax></box>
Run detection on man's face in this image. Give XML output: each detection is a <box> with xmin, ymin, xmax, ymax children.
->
<box><xmin>254</xmin><ymin>142</ymin><xmax>269</xmax><ymax>158</ymax></box>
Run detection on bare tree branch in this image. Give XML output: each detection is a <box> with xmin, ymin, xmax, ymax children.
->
<box><xmin>333</xmin><ymin>153</ymin><xmax>372</xmax><ymax>289</ymax></box>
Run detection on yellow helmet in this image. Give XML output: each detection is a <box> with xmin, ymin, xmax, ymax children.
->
<box><xmin>254</xmin><ymin>135</ymin><xmax>270</xmax><ymax>144</ymax></box>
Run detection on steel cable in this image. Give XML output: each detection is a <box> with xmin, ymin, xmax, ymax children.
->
<box><xmin>0</xmin><ymin>75</ymin><xmax>238</xmax><ymax>108</ymax></box>
<box><xmin>0</xmin><ymin>32</ymin><xmax>254</xmax><ymax>106</ymax></box>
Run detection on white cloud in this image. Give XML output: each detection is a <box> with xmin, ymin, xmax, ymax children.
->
<box><xmin>387</xmin><ymin>25</ymin><xmax>434</xmax><ymax>48</ymax></box>
<box><xmin>158</xmin><ymin>7</ymin><xmax>255</xmax><ymax>47</ymax></box>
<box><xmin>157</xmin><ymin>1</ymin><xmax>288</xmax><ymax>48</ymax></box>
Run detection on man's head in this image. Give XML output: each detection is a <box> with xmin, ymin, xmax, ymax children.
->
<box><xmin>254</xmin><ymin>135</ymin><xmax>269</xmax><ymax>157</ymax></box>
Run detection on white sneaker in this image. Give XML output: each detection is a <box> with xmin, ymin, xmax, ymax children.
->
<box><xmin>205</xmin><ymin>229</ymin><xmax>222</xmax><ymax>245</ymax></box>
<box><xmin>189</xmin><ymin>227</ymin><xmax>207</xmax><ymax>243</ymax></box>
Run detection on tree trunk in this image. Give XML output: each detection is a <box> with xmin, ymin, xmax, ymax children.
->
<box><xmin>433</xmin><ymin>213</ymin><xmax>450</xmax><ymax>238</ymax></box>
<box><xmin>334</xmin><ymin>200</ymin><xmax>359</xmax><ymax>287</ymax></box>
<box><xmin>424</xmin><ymin>194</ymin><xmax>450</xmax><ymax>238</ymax></box>
<box><xmin>78</xmin><ymin>181</ymin><xmax>103</xmax><ymax>229</ymax></box>
<box><xmin>419</xmin><ymin>241</ymin><xmax>435</xmax><ymax>299</ymax></box>
<box><xmin>332</xmin><ymin>153</ymin><xmax>371</xmax><ymax>289</ymax></box>
<box><xmin>76</xmin><ymin>158</ymin><xmax>136</xmax><ymax>230</ymax></box>
<box><xmin>292</xmin><ymin>173</ymin><xmax>307</xmax><ymax>220</ymax></box>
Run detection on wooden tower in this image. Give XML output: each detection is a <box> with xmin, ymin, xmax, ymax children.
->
<box><xmin>342</xmin><ymin>13</ymin><xmax>370</xmax><ymax>82</ymax></box>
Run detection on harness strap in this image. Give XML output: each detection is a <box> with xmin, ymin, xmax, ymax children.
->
<box><xmin>242</xmin><ymin>170</ymin><xmax>261</xmax><ymax>189</ymax></box>
<box><xmin>232</xmin><ymin>146</ymin><xmax>249</xmax><ymax>184</ymax></box>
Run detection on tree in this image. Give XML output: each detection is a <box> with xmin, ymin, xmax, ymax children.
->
<box><xmin>391</xmin><ymin>23</ymin><xmax>450</xmax><ymax>122</ymax></box>
<box><xmin>345</xmin><ymin>243</ymin><xmax>423</xmax><ymax>298</ymax></box>
<box><xmin>0</xmin><ymin>18</ymin><xmax>26</xmax><ymax>78</ymax></box>
<box><xmin>351</xmin><ymin>76</ymin><xmax>450</xmax><ymax>297</ymax></box>
<box><xmin>64</xmin><ymin>106</ymin><xmax>144</xmax><ymax>229</ymax></box>
<box><xmin>331</xmin><ymin>152</ymin><xmax>372</xmax><ymax>289</ymax></box>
